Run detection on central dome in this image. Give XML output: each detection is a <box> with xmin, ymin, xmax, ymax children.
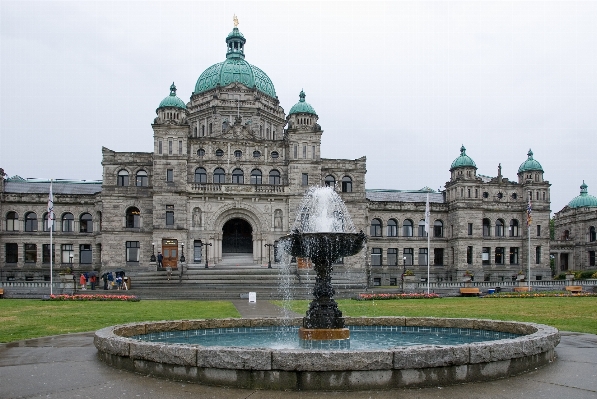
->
<box><xmin>194</xmin><ymin>26</ymin><xmax>276</xmax><ymax>99</ymax></box>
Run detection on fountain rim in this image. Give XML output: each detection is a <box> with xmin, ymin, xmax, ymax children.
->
<box><xmin>95</xmin><ymin>316</ymin><xmax>560</xmax><ymax>391</ymax></box>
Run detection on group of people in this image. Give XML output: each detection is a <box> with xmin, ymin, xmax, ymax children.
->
<box><xmin>78</xmin><ymin>273</ymin><xmax>98</xmax><ymax>290</ymax></box>
<box><xmin>99</xmin><ymin>271</ymin><xmax>127</xmax><ymax>290</ymax></box>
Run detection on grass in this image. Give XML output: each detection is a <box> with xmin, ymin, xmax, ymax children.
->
<box><xmin>0</xmin><ymin>299</ymin><xmax>239</xmax><ymax>343</ymax></box>
<box><xmin>276</xmin><ymin>297</ymin><xmax>597</xmax><ymax>335</ymax></box>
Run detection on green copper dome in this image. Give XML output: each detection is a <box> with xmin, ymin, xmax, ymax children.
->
<box><xmin>288</xmin><ymin>90</ymin><xmax>317</xmax><ymax>116</ymax></box>
<box><xmin>450</xmin><ymin>145</ymin><xmax>477</xmax><ymax>170</ymax></box>
<box><xmin>194</xmin><ymin>27</ymin><xmax>277</xmax><ymax>99</ymax></box>
<box><xmin>518</xmin><ymin>149</ymin><xmax>543</xmax><ymax>173</ymax></box>
<box><xmin>157</xmin><ymin>83</ymin><xmax>186</xmax><ymax>110</ymax></box>
<box><xmin>568</xmin><ymin>181</ymin><xmax>597</xmax><ymax>208</ymax></box>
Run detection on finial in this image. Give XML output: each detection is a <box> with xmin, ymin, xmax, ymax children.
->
<box><xmin>460</xmin><ymin>145</ymin><xmax>466</xmax><ymax>155</ymax></box>
<box><xmin>233</xmin><ymin>14</ymin><xmax>239</xmax><ymax>27</ymax></box>
<box><xmin>169</xmin><ymin>82</ymin><xmax>177</xmax><ymax>96</ymax></box>
<box><xmin>581</xmin><ymin>180</ymin><xmax>588</xmax><ymax>194</ymax></box>
<box><xmin>299</xmin><ymin>89</ymin><xmax>305</xmax><ymax>102</ymax></box>
<box><xmin>527</xmin><ymin>149</ymin><xmax>533</xmax><ymax>159</ymax></box>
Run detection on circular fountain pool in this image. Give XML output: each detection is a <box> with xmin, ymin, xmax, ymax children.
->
<box><xmin>95</xmin><ymin>316</ymin><xmax>560</xmax><ymax>391</ymax></box>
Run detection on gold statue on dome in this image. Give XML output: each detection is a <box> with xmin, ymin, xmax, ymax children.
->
<box><xmin>233</xmin><ymin>14</ymin><xmax>239</xmax><ymax>27</ymax></box>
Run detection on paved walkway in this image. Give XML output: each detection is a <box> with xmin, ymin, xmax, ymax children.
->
<box><xmin>1</xmin><ymin>301</ymin><xmax>596</xmax><ymax>399</ymax></box>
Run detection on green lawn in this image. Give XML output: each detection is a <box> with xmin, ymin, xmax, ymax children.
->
<box><xmin>276</xmin><ymin>297</ymin><xmax>597</xmax><ymax>335</ymax></box>
<box><xmin>0</xmin><ymin>299</ymin><xmax>239</xmax><ymax>343</ymax></box>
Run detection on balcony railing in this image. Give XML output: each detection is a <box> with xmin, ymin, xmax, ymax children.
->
<box><xmin>189</xmin><ymin>183</ymin><xmax>285</xmax><ymax>193</ymax></box>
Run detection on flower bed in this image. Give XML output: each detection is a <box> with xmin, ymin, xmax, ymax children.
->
<box><xmin>484</xmin><ymin>292</ymin><xmax>597</xmax><ymax>298</ymax></box>
<box><xmin>355</xmin><ymin>293</ymin><xmax>440</xmax><ymax>301</ymax></box>
<box><xmin>47</xmin><ymin>294</ymin><xmax>140</xmax><ymax>301</ymax></box>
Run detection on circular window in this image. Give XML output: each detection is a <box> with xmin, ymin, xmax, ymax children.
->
<box><xmin>512</xmin><ymin>193</ymin><xmax>518</xmax><ymax>200</ymax></box>
<box><xmin>197</xmin><ymin>148</ymin><xmax>205</xmax><ymax>157</ymax></box>
<box><xmin>253</xmin><ymin>150</ymin><xmax>261</xmax><ymax>158</ymax></box>
<box><xmin>234</xmin><ymin>150</ymin><xmax>242</xmax><ymax>158</ymax></box>
<box><xmin>483</xmin><ymin>192</ymin><xmax>489</xmax><ymax>198</ymax></box>
<box><xmin>497</xmin><ymin>192</ymin><xmax>503</xmax><ymax>199</ymax></box>
<box><xmin>215</xmin><ymin>149</ymin><xmax>224</xmax><ymax>157</ymax></box>
<box><xmin>271</xmin><ymin>151</ymin><xmax>279</xmax><ymax>159</ymax></box>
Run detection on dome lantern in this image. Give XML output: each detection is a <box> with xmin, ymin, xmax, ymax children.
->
<box><xmin>518</xmin><ymin>149</ymin><xmax>544</xmax><ymax>173</ymax></box>
<box><xmin>450</xmin><ymin>145</ymin><xmax>477</xmax><ymax>171</ymax></box>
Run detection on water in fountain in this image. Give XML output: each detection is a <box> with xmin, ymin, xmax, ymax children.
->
<box><xmin>291</xmin><ymin>186</ymin><xmax>356</xmax><ymax>234</ymax></box>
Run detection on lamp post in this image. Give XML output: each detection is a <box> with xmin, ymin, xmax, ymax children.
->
<box><xmin>70</xmin><ymin>254</ymin><xmax>75</xmax><ymax>294</ymax></box>
<box><xmin>150</xmin><ymin>242</ymin><xmax>156</xmax><ymax>262</ymax></box>
<box><xmin>402</xmin><ymin>256</ymin><xmax>407</xmax><ymax>290</ymax></box>
<box><xmin>180</xmin><ymin>243</ymin><xmax>186</xmax><ymax>263</ymax></box>
<box><xmin>264</xmin><ymin>243</ymin><xmax>274</xmax><ymax>268</ymax></box>
<box><xmin>202</xmin><ymin>242</ymin><xmax>212</xmax><ymax>268</ymax></box>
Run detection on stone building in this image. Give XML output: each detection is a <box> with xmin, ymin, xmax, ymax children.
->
<box><xmin>551</xmin><ymin>182</ymin><xmax>597</xmax><ymax>273</ymax></box>
<box><xmin>0</xmin><ymin>23</ymin><xmax>552</xmax><ymax>286</ymax></box>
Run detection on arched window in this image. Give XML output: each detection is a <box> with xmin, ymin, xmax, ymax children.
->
<box><xmin>62</xmin><ymin>213</ymin><xmax>74</xmax><ymax>232</ymax></box>
<box><xmin>215</xmin><ymin>149</ymin><xmax>224</xmax><ymax>157</ymax></box>
<box><xmin>136</xmin><ymin>170</ymin><xmax>148</xmax><ymax>187</ymax></box>
<box><xmin>271</xmin><ymin>151</ymin><xmax>279</xmax><ymax>159</ymax></box>
<box><xmin>250</xmin><ymin>169</ymin><xmax>262</xmax><ymax>185</ymax></box>
<box><xmin>234</xmin><ymin>150</ymin><xmax>242</xmax><ymax>158</ymax></box>
<box><xmin>117</xmin><ymin>170</ymin><xmax>129</xmax><ymax>186</ymax></box>
<box><xmin>324</xmin><ymin>175</ymin><xmax>335</xmax><ymax>187</ymax></box>
<box><xmin>418</xmin><ymin>220</ymin><xmax>427</xmax><ymax>237</ymax></box>
<box><xmin>269</xmin><ymin>170</ymin><xmax>281</xmax><ymax>185</ymax></box>
<box><xmin>563</xmin><ymin>229</ymin><xmax>570</xmax><ymax>240</ymax></box>
<box><xmin>341</xmin><ymin>176</ymin><xmax>353</xmax><ymax>193</ymax></box>
<box><xmin>197</xmin><ymin>148</ymin><xmax>205</xmax><ymax>157</ymax></box>
<box><xmin>483</xmin><ymin>218</ymin><xmax>491</xmax><ymax>237</ymax></box>
<box><xmin>213</xmin><ymin>168</ymin><xmax>225</xmax><ymax>184</ymax></box>
<box><xmin>387</xmin><ymin>219</ymin><xmax>398</xmax><ymax>237</ymax></box>
<box><xmin>126</xmin><ymin>207</ymin><xmax>140</xmax><ymax>228</ymax></box>
<box><xmin>80</xmin><ymin>213</ymin><xmax>93</xmax><ymax>233</ymax></box>
<box><xmin>590</xmin><ymin>226</ymin><xmax>596</xmax><ymax>242</ymax></box>
<box><xmin>6</xmin><ymin>211</ymin><xmax>18</xmax><ymax>231</ymax></box>
<box><xmin>25</xmin><ymin>212</ymin><xmax>38</xmax><ymax>232</ymax></box>
<box><xmin>253</xmin><ymin>150</ymin><xmax>261</xmax><ymax>158</ymax></box>
<box><xmin>232</xmin><ymin>168</ymin><xmax>244</xmax><ymax>184</ymax></box>
<box><xmin>43</xmin><ymin>212</ymin><xmax>55</xmax><ymax>232</ymax></box>
<box><xmin>403</xmin><ymin>219</ymin><xmax>413</xmax><ymax>237</ymax></box>
<box><xmin>194</xmin><ymin>167</ymin><xmax>207</xmax><ymax>184</ymax></box>
<box><xmin>370</xmin><ymin>218</ymin><xmax>382</xmax><ymax>237</ymax></box>
<box><xmin>495</xmin><ymin>219</ymin><xmax>505</xmax><ymax>237</ymax></box>
<box><xmin>510</xmin><ymin>219</ymin><xmax>519</xmax><ymax>237</ymax></box>
<box><xmin>434</xmin><ymin>220</ymin><xmax>443</xmax><ymax>237</ymax></box>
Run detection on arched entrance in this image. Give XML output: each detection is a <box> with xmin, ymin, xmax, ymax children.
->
<box><xmin>222</xmin><ymin>218</ymin><xmax>252</xmax><ymax>254</ymax></box>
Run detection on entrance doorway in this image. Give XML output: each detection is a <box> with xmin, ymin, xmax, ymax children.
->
<box><xmin>222</xmin><ymin>218</ymin><xmax>252</xmax><ymax>254</ymax></box>
<box><xmin>162</xmin><ymin>239</ymin><xmax>178</xmax><ymax>269</ymax></box>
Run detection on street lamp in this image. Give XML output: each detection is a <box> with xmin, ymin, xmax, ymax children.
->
<box><xmin>180</xmin><ymin>243</ymin><xmax>185</xmax><ymax>263</ymax></box>
<box><xmin>202</xmin><ymin>242</ymin><xmax>212</xmax><ymax>268</ymax></box>
<box><xmin>264</xmin><ymin>243</ymin><xmax>274</xmax><ymax>268</ymax></box>
<box><xmin>150</xmin><ymin>242</ymin><xmax>156</xmax><ymax>262</ymax></box>
<box><xmin>402</xmin><ymin>256</ymin><xmax>407</xmax><ymax>289</ymax></box>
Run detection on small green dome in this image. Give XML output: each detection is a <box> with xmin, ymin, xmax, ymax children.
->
<box><xmin>450</xmin><ymin>145</ymin><xmax>477</xmax><ymax>170</ymax></box>
<box><xmin>288</xmin><ymin>90</ymin><xmax>317</xmax><ymax>116</ymax></box>
<box><xmin>518</xmin><ymin>149</ymin><xmax>543</xmax><ymax>173</ymax></box>
<box><xmin>194</xmin><ymin>27</ymin><xmax>277</xmax><ymax>99</ymax></box>
<box><xmin>157</xmin><ymin>83</ymin><xmax>186</xmax><ymax>110</ymax></box>
<box><xmin>568</xmin><ymin>181</ymin><xmax>597</xmax><ymax>208</ymax></box>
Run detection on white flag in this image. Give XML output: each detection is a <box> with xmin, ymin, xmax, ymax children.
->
<box><xmin>424</xmin><ymin>193</ymin><xmax>430</xmax><ymax>234</ymax></box>
<box><xmin>47</xmin><ymin>181</ymin><xmax>54</xmax><ymax>229</ymax></box>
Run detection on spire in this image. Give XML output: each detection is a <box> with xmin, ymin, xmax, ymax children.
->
<box><xmin>580</xmin><ymin>181</ymin><xmax>588</xmax><ymax>195</ymax></box>
<box><xmin>299</xmin><ymin>89</ymin><xmax>306</xmax><ymax>102</ymax></box>
<box><xmin>169</xmin><ymin>82</ymin><xmax>177</xmax><ymax>96</ymax></box>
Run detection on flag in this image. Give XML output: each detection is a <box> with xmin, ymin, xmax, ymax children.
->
<box><xmin>424</xmin><ymin>193</ymin><xmax>430</xmax><ymax>235</ymax></box>
<box><xmin>526</xmin><ymin>196</ymin><xmax>532</xmax><ymax>227</ymax></box>
<box><xmin>47</xmin><ymin>181</ymin><xmax>54</xmax><ymax>229</ymax></box>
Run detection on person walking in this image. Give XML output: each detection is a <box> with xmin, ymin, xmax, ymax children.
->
<box><xmin>79</xmin><ymin>274</ymin><xmax>87</xmax><ymax>290</ymax></box>
<box><xmin>157</xmin><ymin>252</ymin><xmax>163</xmax><ymax>268</ymax></box>
<box><xmin>166</xmin><ymin>265</ymin><xmax>172</xmax><ymax>281</ymax></box>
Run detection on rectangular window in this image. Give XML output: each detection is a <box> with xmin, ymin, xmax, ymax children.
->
<box><xmin>302</xmin><ymin>173</ymin><xmax>308</xmax><ymax>186</ymax></box>
<box><xmin>166</xmin><ymin>211</ymin><xmax>174</xmax><ymax>226</ymax></box>
<box><xmin>510</xmin><ymin>247</ymin><xmax>519</xmax><ymax>264</ymax></box>
<box><xmin>178</xmin><ymin>140</ymin><xmax>183</xmax><ymax>155</ymax></box>
<box><xmin>312</xmin><ymin>145</ymin><xmax>316</xmax><ymax>159</ymax></box>
<box><xmin>166</xmin><ymin>169</ymin><xmax>173</xmax><ymax>182</ymax></box>
<box><xmin>389</xmin><ymin>278</ymin><xmax>397</xmax><ymax>286</ymax></box>
<box><xmin>6</xmin><ymin>243</ymin><xmax>18</xmax><ymax>263</ymax></box>
<box><xmin>537</xmin><ymin>225</ymin><xmax>541</xmax><ymax>236</ymax></box>
<box><xmin>42</xmin><ymin>244</ymin><xmax>55</xmax><ymax>263</ymax></box>
<box><xmin>403</xmin><ymin>248</ymin><xmax>413</xmax><ymax>266</ymax></box>
<box><xmin>168</xmin><ymin>140</ymin><xmax>173</xmax><ymax>155</ymax></box>
<box><xmin>387</xmin><ymin>248</ymin><xmax>397</xmax><ymax>266</ymax></box>
<box><xmin>467</xmin><ymin>246</ymin><xmax>473</xmax><ymax>264</ymax></box>
<box><xmin>482</xmin><ymin>247</ymin><xmax>490</xmax><ymax>265</ymax></box>
<box><xmin>495</xmin><ymin>247</ymin><xmax>505</xmax><ymax>264</ymax></box>
<box><xmin>418</xmin><ymin>248</ymin><xmax>428</xmax><ymax>265</ymax></box>
<box><xmin>158</xmin><ymin>140</ymin><xmax>162</xmax><ymax>154</ymax></box>
<box><xmin>294</xmin><ymin>145</ymin><xmax>297</xmax><ymax>158</ymax></box>
<box><xmin>434</xmin><ymin>248</ymin><xmax>444</xmax><ymax>265</ymax></box>
<box><xmin>126</xmin><ymin>241</ymin><xmax>140</xmax><ymax>262</ymax></box>
<box><xmin>25</xmin><ymin>244</ymin><xmax>37</xmax><ymax>263</ymax></box>
<box><xmin>371</xmin><ymin>248</ymin><xmax>382</xmax><ymax>266</ymax></box>
<box><xmin>373</xmin><ymin>278</ymin><xmax>381</xmax><ymax>287</ymax></box>
<box><xmin>475</xmin><ymin>189</ymin><xmax>478</xmax><ymax>198</ymax></box>
<box><xmin>61</xmin><ymin>244</ymin><xmax>74</xmax><ymax>264</ymax></box>
<box><xmin>468</xmin><ymin>223</ymin><xmax>473</xmax><ymax>235</ymax></box>
<box><xmin>590</xmin><ymin>251</ymin><xmax>596</xmax><ymax>267</ymax></box>
<box><xmin>467</xmin><ymin>189</ymin><xmax>471</xmax><ymax>197</ymax></box>
<box><xmin>536</xmin><ymin>246</ymin><xmax>541</xmax><ymax>264</ymax></box>
<box><xmin>79</xmin><ymin>244</ymin><xmax>92</xmax><ymax>264</ymax></box>
<box><xmin>303</xmin><ymin>145</ymin><xmax>307</xmax><ymax>158</ymax></box>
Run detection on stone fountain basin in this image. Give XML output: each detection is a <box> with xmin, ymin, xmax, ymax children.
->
<box><xmin>94</xmin><ymin>317</ymin><xmax>559</xmax><ymax>391</ymax></box>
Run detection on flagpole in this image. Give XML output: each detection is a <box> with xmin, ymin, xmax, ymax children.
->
<box><xmin>48</xmin><ymin>180</ymin><xmax>54</xmax><ymax>296</ymax></box>
<box><xmin>425</xmin><ymin>193</ymin><xmax>430</xmax><ymax>295</ymax></box>
<box><xmin>527</xmin><ymin>193</ymin><xmax>532</xmax><ymax>292</ymax></box>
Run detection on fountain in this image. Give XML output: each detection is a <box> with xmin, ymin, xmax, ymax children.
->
<box><xmin>94</xmin><ymin>186</ymin><xmax>560</xmax><ymax>390</ymax></box>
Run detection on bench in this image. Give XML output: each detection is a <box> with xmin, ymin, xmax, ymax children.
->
<box><xmin>513</xmin><ymin>286</ymin><xmax>531</xmax><ymax>292</ymax></box>
<box><xmin>0</xmin><ymin>288</ymin><xmax>4</xmax><ymax>298</ymax></box>
<box><xmin>460</xmin><ymin>287</ymin><xmax>480</xmax><ymax>296</ymax></box>
<box><xmin>565</xmin><ymin>285</ymin><xmax>583</xmax><ymax>294</ymax></box>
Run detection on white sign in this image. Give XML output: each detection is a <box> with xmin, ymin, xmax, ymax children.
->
<box><xmin>248</xmin><ymin>292</ymin><xmax>256</xmax><ymax>303</ymax></box>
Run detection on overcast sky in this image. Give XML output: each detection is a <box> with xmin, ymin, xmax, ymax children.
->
<box><xmin>1</xmin><ymin>1</ymin><xmax>595</xmax><ymax>214</ymax></box>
